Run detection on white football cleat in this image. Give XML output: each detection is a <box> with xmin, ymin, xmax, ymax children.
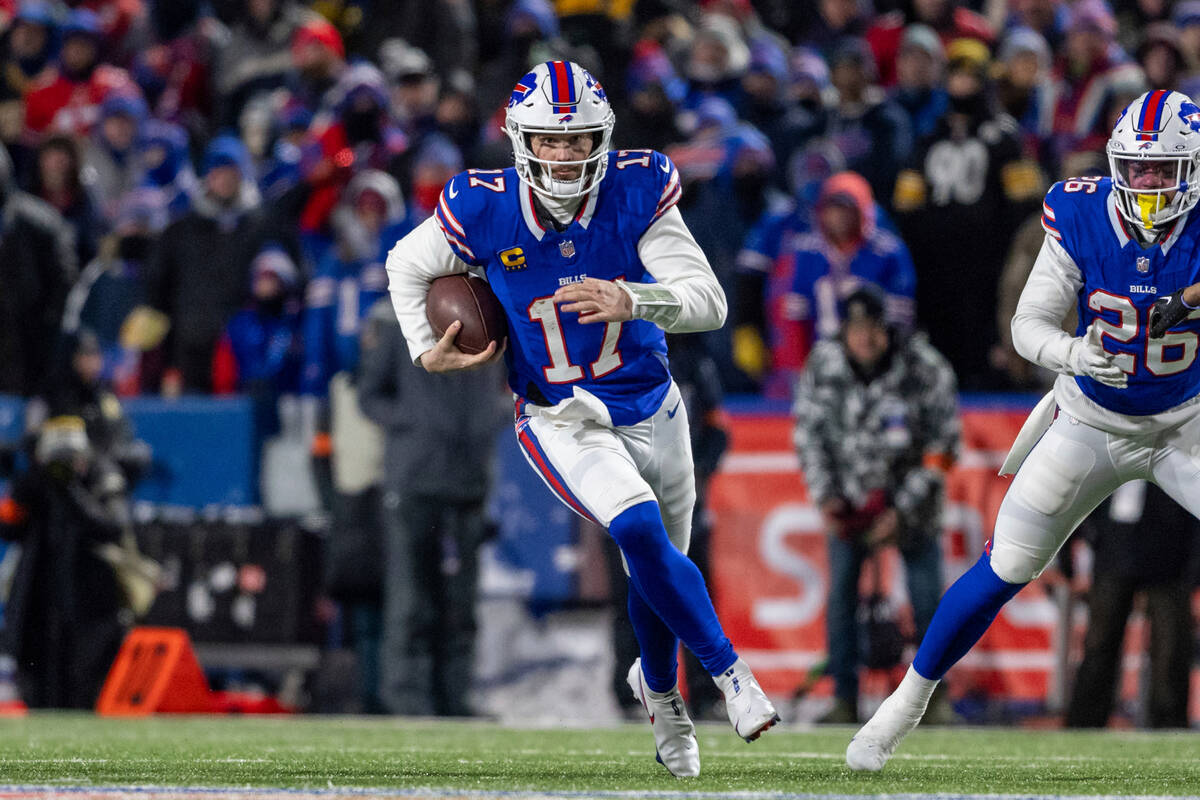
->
<box><xmin>713</xmin><ymin>657</ymin><xmax>780</xmax><ymax>741</ymax></box>
<box><xmin>845</xmin><ymin>686</ymin><xmax>930</xmax><ymax>771</ymax></box>
<box><xmin>627</xmin><ymin>658</ymin><xmax>700</xmax><ymax>778</ymax></box>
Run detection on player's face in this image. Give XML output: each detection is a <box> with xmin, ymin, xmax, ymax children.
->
<box><xmin>1126</xmin><ymin>159</ymin><xmax>1178</xmax><ymax>199</ymax></box>
<box><xmin>530</xmin><ymin>133</ymin><xmax>594</xmax><ymax>182</ymax></box>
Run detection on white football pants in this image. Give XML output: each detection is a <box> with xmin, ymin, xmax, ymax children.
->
<box><xmin>513</xmin><ymin>381</ymin><xmax>696</xmax><ymax>555</ymax></box>
<box><xmin>991</xmin><ymin>408</ymin><xmax>1200</xmax><ymax>584</ymax></box>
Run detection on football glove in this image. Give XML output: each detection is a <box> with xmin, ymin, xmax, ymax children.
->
<box><xmin>1068</xmin><ymin>323</ymin><xmax>1127</xmax><ymax>389</ymax></box>
<box><xmin>1148</xmin><ymin>288</ymin><xmax>1194</xmax><ymax>339</ymax></box>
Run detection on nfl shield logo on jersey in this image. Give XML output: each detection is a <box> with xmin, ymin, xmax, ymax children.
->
<box><xmin>559</xmin><ymin>240</ymin><xmax>576</xmax><ymax>258</ymax></box>
<box><xmin>1137</xmin><ymin>256</ymin><xmax>1150</xmax><ymax>273</ymax></box>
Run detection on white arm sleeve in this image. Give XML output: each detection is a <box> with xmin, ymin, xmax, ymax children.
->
<box><xmin>1011</xmin><ymin>234</ymin><xmax>1084</xmax><ymax>375</ymax></box>
<box><xmin>619</xmin><ymin>206</ymin><xmax>728</xmax><ymax>333</ymax></box>
<box><xmin>385</xmin><ymin>215</ymin><xmax>472</xmax><ymax>364</ymax></box>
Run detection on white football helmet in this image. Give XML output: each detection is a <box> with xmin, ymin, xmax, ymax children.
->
<box><xmin>504</xmin><ymin>60</ymin><xmax>615</xmax><ymax>199</ymax></box>
<box><xmin>1107</xmin><ymin>89</ymin><xmax>1200</xmax><ymax>230</ymax></box>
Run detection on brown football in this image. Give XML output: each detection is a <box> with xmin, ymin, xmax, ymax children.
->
<box><xmin>426</xmin><ymin>274</ymin><xmax>508</xmax><ymax>355</ymax></box>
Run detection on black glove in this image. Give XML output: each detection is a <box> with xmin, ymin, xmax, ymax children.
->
<box><xmin>1149</xmin><ymin>289</ymin><xmax>1193</xmax><ymax>339</ymax></box>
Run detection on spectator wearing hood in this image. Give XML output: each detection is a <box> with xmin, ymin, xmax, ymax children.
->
<box><xmin>994</xmin><ymin>27</ymin><xmax>1056</xmax><ymax>173</ymax></box>
<box><xmin>63</xmin><ymin>187</ymin><xmax>168</xmax><ymax>395</ymax></box>
<box><xmin>138</xmin><ymin>135</ymin><xmax>279</xmax><ymax>395</ymax></box>
<box><xmin>781</xmin><ymin>171</ymin><xmax>916</xmax><ymax>368</ymax></box>
<box><xmin>23</xmin><ymin>8</ymin><xmax>136</xmax><ymax>137</ymax></box>
<box><xmin>32</xmin><ymin>133</ymin><xmax>103</xmax><ymax>268</ymax></box>
<box><xmin>299</xmin><ymin>62</ymin><xmax>407</xmax><ymax>237</ymax></box>
<box><xmin>0</xmin><ymin>1</ymin><xmax>58</xmax><ymax>103</ymax></box>
<box><xmin>1048</xmin><ymin>0</ymin><xmax>1143</xmax><ymax>160</ymax></box>
<box><xmin>303</xmin><ymin>169</ymin><xmax>409</xmax><ymax>397</ymax></box>
<box><xmin>733</xmin><ymin>141</ymin><xmax>847</xmax><ymax>396</ymax></box>
<box><xmin>0</xmin><ymin>144</ymin><xmax>78</xmax><ymax>397</ymax></box>
<box><xmin>82</xmin><ymin>92</ymin><xmax>147</xmax><ymax>226</ymax></box>
<box><xmin>137</xmin><ymin>119</ymin><xmax>196</xmax><ymax>221</ymax></box>
<box><xmin>682</xmin><ymin>14</ymin><xmax>750</xmax><ymax>111</ymax></box>
<box><xmin>213</xmin><ymin>0</ymin><xmax>319</xmax><ymax>128</ymax></box>
<box><xmin>132</xmin><ymin>0</ymin><xmax>215</xmax><ymax>128</ymax></box>
<box><xmin>890</xmin><ymin>24</ymin><xmax>949</xmax><ymax>141</ymax></box>
<box><xmin>892</xmin><ymin>43</ymin><xmax>1042</xmax><ymax>388</ymax></box>
<box><xmin>213</xmin><ymin>245</ymin><xmax>304</xmax><ymax>413</ymax></box>
<box><xmin>822</xmin><ymin>37</ymin><xmax>913</xmax><ymax>212</ymax></box>
<box><xmin>1004</xmin><ymin>0</ymin><xmax>1068</xmax><ymax>54</ymax></box>
<box><xmin>797</xmin><ymin>0</ymin><xmax>873</xmax><ymax>60</ymax></box>
<box><xmin>867</xmin><ymin>0</ymin><xmax>994</xmax><ymax>87</ymax></box>
<box><xmin>616</xmin><ymin>41</ymin><xmax>686</xmax><ymax>153</ymax></box>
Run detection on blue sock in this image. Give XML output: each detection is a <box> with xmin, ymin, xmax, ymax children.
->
<box><xmin>912</xmin><ymin>552</ymin><xmax>1026</xmax><ymax>680</ymax></box>
<box><xmin>627</xmin><ymin>583</ymin><xmax>679</xmax><ymax>693</ymax></box>
<box><xmin>610</xmin><ymin>501</ymin><xmax>737</xmax><ymax>681</ymax></box>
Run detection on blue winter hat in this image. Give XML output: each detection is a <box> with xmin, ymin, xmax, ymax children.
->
<box><xmin>202</xmin><ymin>134</ymin><xmax>251</xmax><ymax>177</ymax></box>
<box><xmin>748</xmin><ymin>39</ymin><xmax>789</xmax><ymax>84</ymax></box>
<box><xmin>62</xmin><ymin>8</ymin><xmax>102</xmax><ymax>39</ymax></box>
<box><xmin>694</xmin><ymin>96</ymin><xmax>737</xmax><ymax>133</ymax></box>
<box><xmin>101</xmin><ymin>92</ymin><xmax>147</xmax><ymax>122</ymax></box>
<box><xmin>16</xmin><ymin>0</ymin><xmax>57</xmax><ymax>28</ymax></box>
<box><xmin>506</xmin><ymin>0</ymin><xmax>559</xmax><ymax>39</ymax></box>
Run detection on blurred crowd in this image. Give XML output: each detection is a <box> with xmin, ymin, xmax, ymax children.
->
<box><xmin>0</xmin><ymin>0</ymin><xmax>1191</xmax><ymax>409</ymax></box>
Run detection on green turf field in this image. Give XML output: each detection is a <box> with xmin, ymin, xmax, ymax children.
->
<box><xmin>0</xmin><ymin>713</ymin><xmax>1198</xmax><ymax>798</ymax></box>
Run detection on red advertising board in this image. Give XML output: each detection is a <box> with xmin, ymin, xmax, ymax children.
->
<box><xmin>709</xmin><ymin>406</ymin><xmax>1199</xmax><ymax>722</ymax></box>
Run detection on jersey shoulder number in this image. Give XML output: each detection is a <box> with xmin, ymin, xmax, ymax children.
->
<box><xmin>607</xmin><ymin>149</ymin><xmax>681</xmax><ymax>231</ymax></box>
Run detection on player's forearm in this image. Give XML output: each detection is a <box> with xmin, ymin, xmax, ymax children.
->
<box><xmin>1012</xmin><ymin>236</ymin><xmax>1084</xmax><ymax>374</ymax></box>
<box><xmin>632</xmin><ymin>207</ymin><xmax>728</xmax><ymax>332</ymax></box>
<box><xmin>385</xmin><ymin>216</ymin><xmax>468</xmax><ymax>364</ymax></box>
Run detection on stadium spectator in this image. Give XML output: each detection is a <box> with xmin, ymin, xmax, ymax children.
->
<box><xmin>822</xmin><ymin>37</ymin><xmax>912</xmax><ymax>212</ymax></box>
<box><xmin>32</xmin><ymin>133</ymin><xmax>103</xmax><ymax>268</ymax></box>
<box><xmin>1135</xmin><ymin>23</ymin><xmax>1186</xmax><ymax>96</ymax></box>
<box><xmin>733</xmin><ymin>141</ymin><xmax>845</xmax><ymax>395</ymax></box>
<box><xmin>0</xmin><ymin>2</ymin><xmax>57</xmax><ymax>103</ymax></box>
<box><xmin>1004</xmin><ymin>0</ymin><xmax>1068</xmax><ymax>52</ymax></box>
<box><xmin>792</xmin><ymin>284</ymin><xmax>959</xmax><ymax>724</ymax></box>
<box><xmin>82</xmin><ymin>92</ymin><xmax>148</xmax><ymax>226</ymax></box>
<box><xmin>795</xmin><ymin>0</ymin><xmax>873</xmax><ymax>59</ymax></box>
<box><xmin>140</xmin><ymin>135</ymin><xmax>276</xmax><ymax>395</ymax></box>
<box><xmin>22</xmin><ymin>8</ymin><xmax>135</xmax><ymax>138</ymax></box>
<box><xmin>134</xmin><ymin>0</ymin><xmax>215</xmax><ymax>131</ymax></box>
<box><xmin>994</xmin><ymin>27</ymin><xmax>1055</xmax><ymax>172</ymax></box>
<box><xmin>1065</xmin><ymin>483</ymin><xmax>1199</xmax><ymax>729</ymax></box>
<box><xmin>358</xmin><ymin>299</ymin><xmax>506</xmax><ymax>717</ymax></box>
<box><xmin>1048</xmin><ymin>0</ymin><xmax>1144</xmax><ymax>160</ymax></box>
<box><xmin>289</xmin><ymin>16</ymin><xmax>346</xmax><ymax>114</ymax></box>
<box><xmin>136</xmin><ymin>119</ymin><xmax>197</xmax><ymax>221</ymax></box>
<box><xmin>0</xmin><ymin>145</ymin><xmax>78</xmax><ymax>398</ymax></box>
<box><xmin>616</xmin><ymin>42</ymin><xmax>686</xmax><ymax>153</ymax></box>
<box><xmin>62</xmin><ymin>187</ymin><xmax>168</xmax><ymax>395</ymax></box>
<box><xmin>303</xmin><ymin>169</ymin><xmax>407</xmax><ymax>395</ymax></box>
<box><xmin>213</xmin><ymin>0</ymin><xmax>318</xmax><ymax>128</ymax></box>
<box><xmin>682</xmin><ymin>13</ymin><xmax>749</xmax><ymax>110</ymax></box>
<box><xmin>890</xmin><ymin>24</ymin><xmax>948</xmax><ymax>141</ymax></box>
<box><xmin>213</xmin><ymin>244</ymin><xmax>304</xmax><ymax>402</ymax></box>
<box><xmin>866</xmin><ymin>0</ymin><xmax>994</xmax><ymax>87</ymax></box>
<box><xmin>892</xmin><ymin>41</ymin><xmax>1042</xmax><ymax>388</ymax></box>
<box><xmin>781</xmin><ymin>170</ymin><xmax>916</xmax><ymax>367</ymax></box>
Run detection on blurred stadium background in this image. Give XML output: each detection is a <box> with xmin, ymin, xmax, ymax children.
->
<box><xmin>0</xmin><ymin>0</ymin><xmax>1197</xmax><ymax>793</ymax></box>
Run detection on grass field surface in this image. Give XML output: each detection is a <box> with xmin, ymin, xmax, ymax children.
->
<box><xmin>0</xmin><ymin>713</ymin><xmax>1197</xmax><ymax>799</ymax></box>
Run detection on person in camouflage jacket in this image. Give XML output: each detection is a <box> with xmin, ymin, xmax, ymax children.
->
<box><xmin>792</xmin><ymin>284</ymin><xmax>959</xmax><ymax>723</ymax></box>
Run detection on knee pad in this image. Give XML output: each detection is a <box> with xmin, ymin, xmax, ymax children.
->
<box><xmin>1010</xmin><ymin>434</ymin><xmax>1095</xmax><ymax>517</ymax></box>
<box><xmin>988</xmin><ymin>537</ymin><xmax>1048</xmax><ymax>584</ymax></box>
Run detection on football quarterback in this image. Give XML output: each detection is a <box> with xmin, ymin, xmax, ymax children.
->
<box><xmin>386</xmin><ymin>60</ymin><xmax>778</xmax><ymax>776</ymax></box>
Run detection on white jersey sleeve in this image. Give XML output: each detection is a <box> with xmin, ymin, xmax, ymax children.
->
<box><xmin>1011</xmin><ymin>234</ymin><xmax>1084</xmax><ymax>375</ymax></box>
<box><xmin>385</xmin><ymin>215</ymin><xmax>472</xmax><ymax>364</ymax></box>
<box><xmin>619</xmin><ymin>206</ymin><xmax>728</xmax><ymax>333</ymax></box>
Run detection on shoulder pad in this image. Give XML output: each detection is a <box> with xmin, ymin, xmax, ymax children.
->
<box><xmin>433</xmin><ymin>171</ymin><xmax>483</xmax><ymax>265</ymax></box>
<box><xmin>609</xmin><ymin>149</ymin><xmax>681</xmax><ymax>230</ymax></box>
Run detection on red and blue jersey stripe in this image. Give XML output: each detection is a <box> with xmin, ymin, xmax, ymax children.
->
<box><xmin>1136</xmin><ymin>89</ymin><xmax>1169</xmax><ymax>140</ymax></box>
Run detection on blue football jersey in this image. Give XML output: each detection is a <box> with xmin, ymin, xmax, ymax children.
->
<box><xmin>433</xmin><ymin>150</ymin><xmax>684</xmax><ymax>426</ymax></box>
<box><xmin>1042</xmin><ymin>176</ymin><xmax>1200</xmax><ymax>415</ymax></box>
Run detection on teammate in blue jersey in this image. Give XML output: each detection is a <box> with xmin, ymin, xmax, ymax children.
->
<box><xmin>386</xmin><ymin>60</ymin><xmax>779</xmax><ymax>776</ymax></box>
<box><xmin>847</xmin><ymin>89</ymin><xmax>1200</xmax><ymax>769</ymax></box>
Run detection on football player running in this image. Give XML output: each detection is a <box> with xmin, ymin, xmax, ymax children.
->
<box><xmin>846</xmin><ymin>89</ymin><xmax>1200</xmax><ymax>771</ymax></box>
<box><xmin>386</xmin><ymin>61</ymin><xmax>779</xmax><ymax>777</ymax></box>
